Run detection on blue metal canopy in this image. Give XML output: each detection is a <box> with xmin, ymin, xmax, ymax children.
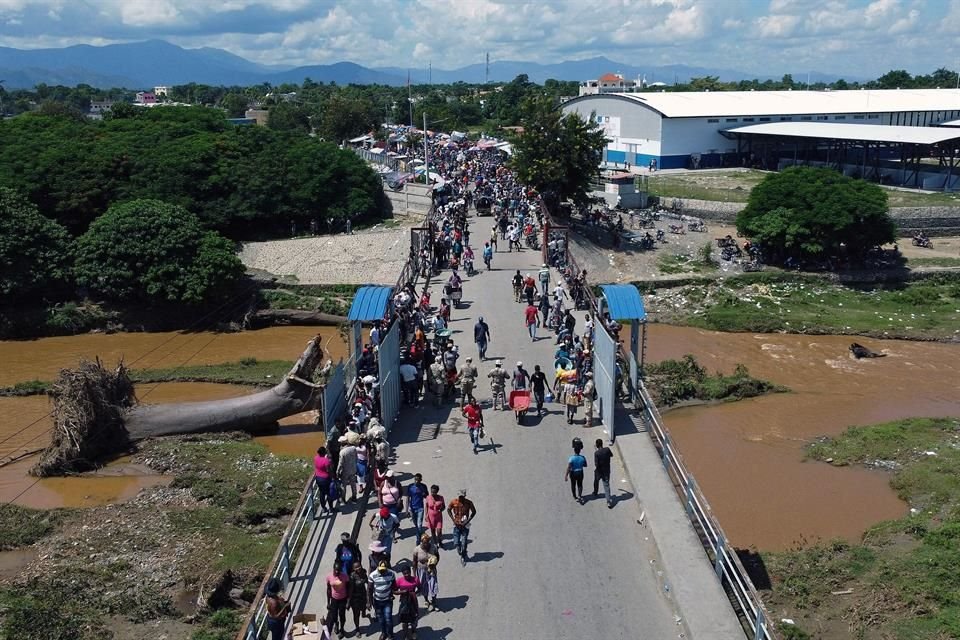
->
<box><xmin>599</xmin><ymin>284</ymin><xmax>646</xmax><ymax>321</ymax></box>
<box><xmin>347</xmin><ymin>286</ymin><xmax>394</xmax><ymax>322</ymax></box>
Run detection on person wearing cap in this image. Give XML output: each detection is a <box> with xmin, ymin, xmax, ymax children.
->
<box><xmin>487</xmin><ymin>360</ymin><xmax>509</xmax><ymax>410</ymax></box>
<box><xmin>512</xmin><ymin>361</ymin><xmax>530</xmax><ymax>391</ymax></box>
<box><xmin>582</xmin><ymin>371</ymin><xmax>596</xmax><ymax>428</ymax></box>
<box><xmin>522</xmin><ymin>272</ymin><xmax>536</xmax><ymax>305</ymax></box>
<box><xmin>473</xmin><ymin>316</ymin><xmax>491</xmax><ymax>360</ymax></box>
<box><xmin>265</xmin><ymin>577</ymin><xmax>291</xmax><ymax>640</ymax></box>
<box><xmin>447</xmin><ymin>489</ymin><xmax>477</xmax><ymax>563</ymax></box>
<box><xmin>456</xmin><ymin>356</ymin><xmax>479</xmax><ymax>408</ymax></box>
<box><xmin>538</xmin><ymin>263</ymin><xmax>551</xmax><ymax>297</ymax></box>
<box><xmin>369</xmin><ymin>505</ymin><xmax>401</xmax><ymax>560</ymax></box>
<box><xmin>367</xmin><ymin>560</ymin><xmax>398</xmax><ymax>639</ymax></box>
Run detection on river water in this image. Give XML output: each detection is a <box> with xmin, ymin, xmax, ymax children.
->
<box><xmin>2</xmin><ymin>324</ymin><xmax>958</xmax><ymax>550</ymax></box>
<box><xmin>0</xmin><ymin>327</ymin><xmax>346</xmax><ymax>508</ymax></box>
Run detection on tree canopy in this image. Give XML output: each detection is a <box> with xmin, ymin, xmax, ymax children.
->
<box><xmin>74</xmin><ymin>200</ymin><xmax>244</xmax><ymax>305</ymax></box>
<box><xmin>0</xmin><ymin>187</ymin><xmax>73</xmax><ymax>299</ymax></box>
<box><xmin>0</xmin><ymin>106</ymin><xmax>383</xmax><ymax>239</ymax></box>
<box><xmin>736</xmin><ymin>166</ymin><xmax>895</xmax><ymax>264</ymax></box>
<box><xmin>509</xmin><ymin>96</ymin><xmax>607</xmax><ymax>210</ymax></box>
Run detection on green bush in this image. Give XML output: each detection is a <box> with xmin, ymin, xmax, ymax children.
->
<box><xmin>0</xmin><ymin>187</ymin><xmax>73</xmax><ymax>300</ymax></box>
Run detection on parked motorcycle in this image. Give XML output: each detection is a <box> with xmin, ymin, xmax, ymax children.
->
<box><xmin>668</xmin><ymin>224</ymin><xmax>686</xmax><ymax>235</ymax></box>
<box><xmin>687</xmin><ymin>220</ymin><xmax>706</xmax><ymax>232</ymax></box>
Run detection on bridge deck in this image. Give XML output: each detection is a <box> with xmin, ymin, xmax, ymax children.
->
<box><xmin>288</xmin><ymin>213</ymin><xmax>743</xmax><ymax>639</ymax></box>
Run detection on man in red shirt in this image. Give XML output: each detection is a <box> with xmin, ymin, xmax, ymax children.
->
<box><xmin>524</xmin><ymin>302</ymin><xmax>539</xmax><ymax>341</ymax></box>
<box><xmin>462</xmin><ymin>397</ymin><xmax>484</xmax><ymax>455</ymax></box>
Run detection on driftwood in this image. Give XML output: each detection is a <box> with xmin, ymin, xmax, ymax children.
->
<box><xmin>850</xmin><ymin>342</ymin><xmax>886</xmax><ymax>359</ymax></box>
<box><xmin>32</xmin><ymin>337</ymin><xmax>326</xmax><ymax>476</ymax></box>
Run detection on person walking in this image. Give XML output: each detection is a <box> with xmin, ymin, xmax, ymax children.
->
<box><xmin>400</xmin><ymin>359</ymin><xmax>419</xmax><ymax>407</ymax></box>
<box><xmin>447</xmin><ymin>489</ymin><xmax>477</xmax><ymax>564</ymax></box>
<box><xmin>564</xmin><ymin>380</ymin><xmax>580</xmax><ymax>424</ymax></box>
<box><xmin>456</xmin><ymin>356</ymin><xmax>479</xmax><ymax>408</ymax></box>
<box><xmin>487</xmin><ymin>360</ymin><xmax>509</xmax><ymax>410</ymax></box>
<box><xmin>530</xmin><ymin>365</ymin><xmax>548</xmax><ymax>416</ymax></box>
<box><xmin>512</xmin><ymin>270</ymin><xmax>523</xmax><ymax>303</ymax></box>
<box><xmin>264</xmin><ymin>578</ymin><xmax>291</xmax><ymax>640</ymax></box>
<box><xmin>412</xmin><ymin>534</ymin><xmax>440</xmax><ymax>610</ymax></box>
<box><xmin>337</xmin><ymin>436</ymin><xmax>358</xmax><ymax>503</ymax></box>
<box><xmin>381</xmin><ymin>471</ymin><xmax>402</xmax><ymax>516</ymax></box>
<box><xmin>482</xmin><ymin>242</ymin><xmax>493</xmax><ymax>271</ymax></box>
<box><xmin>490</xmin><ymin>225</ymin><xmax>498</xmax><ymax>252</ymax></box>
<box><xmin>582</xmin><ymin>372</ymin><xmax>596</xmax><ymax>428</ymax></box>
<box><xmin>325</xmin><ymin>558</ymin><xmax>350</xmax><ymax>636</ymax></box>
<box><xmin>565</xmin><ymin>438</ymin><xmax>588</xmax><ymax>504</ymax></box>
<box><xmin>348</xmin><ymin>561</ymin><xmax>369</xmax><ymax>635</ymax></box>
<box><xmin>368</xmin><ymin>561</ymin><xmax>398</xmax><ymax>640</ymax></box>
<box><xmin>396</xmin><ymin>563</ymin><xmax>421</xmax><ymax>639</ymax></box>
<box><xmin>335</xmin><ymin>532</ymin><xmax>362</xmax><ymax>582</ymax></box>
<box><xmin>369</xmin><ymin>506</ymin><xmax>401</xmax><ymax>560</ymax></box>
<box><xmin>425</xmin><ymin>485</ymin><xmax>446</xmax><ymax>547</ymax></box>
<box><xmin>512</xmin><ymin>361</ymin><xmax>530</xmax><ymax>391</ymax></box>
<box><xmin>314</xmin><ymin>446</ymin><xmax>334</xmax><ymax>515</ymax></box>
<box><xmin>538</xmin><ymin>293</ymin><xmax>551</xmax><ymax>328</ymax></box>
<box><xmin>406</xmin><ymin>473</ymin><xmax>428</xmax><ymax>541</ymax></box>
<box><xmin>593</xmin><ymin>438</ymin><xmax>614</xmax><ymax>508</ymax></box>
<box><xmin>462</xmin><ymin>396</ymin><xmax>485</xmax><ymax>454</ymax></box>
<box><xmin>524</xmin><ymin>301</ymin><xmax>539</xmax><ymax>341</ymax></box>
<box><xmin>474</xmin><ymin>316</ymin><xmax>491</xmax><ymax>360</ymax></box>
<box><xmin>538</xmin><ymin>263</ymin><xmax>551</xmax><ymax>297</ymax></box>
<box><xmin>522</xmin><ymin>273</ymin><xmax>536</xmax><ymax>305</ymax></box>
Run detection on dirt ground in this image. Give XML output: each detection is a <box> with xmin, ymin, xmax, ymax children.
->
<box><xmin>571</xmin><ymin>220</ymin><xmax>960</xmax><ymax>285</ymax></box>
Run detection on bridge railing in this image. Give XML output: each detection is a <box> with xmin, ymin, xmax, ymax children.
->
<box><xmin>541</xmin><ymin>199</ymin><xmax>776</xmax><ymax>640</ymax></box>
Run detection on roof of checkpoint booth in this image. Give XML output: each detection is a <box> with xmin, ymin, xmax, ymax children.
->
<box><xmin>599</xmin><ymin>284</ymin><xmax>646</xmax><ymax>321</ymax></box>
<box><xmin>348</xmin><ymin>286</ymin><xmax>394</xmax><ymax>322</ymax></box>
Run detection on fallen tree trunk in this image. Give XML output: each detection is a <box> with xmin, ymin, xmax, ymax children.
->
<box><xmin>247</xmin><ymin>309</ymin><xmax>347</xmax><ymax>328</ymax></box>
<box><xmin>33</xmin><ymin>336</ymin><xmax>327</xmax><ymax>477</ymax></box>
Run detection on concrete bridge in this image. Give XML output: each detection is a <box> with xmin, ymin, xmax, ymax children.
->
<box><xmin>240</xmin><ymin>211</ymin><xmax>773</xmax><ymax>640</ymax></box>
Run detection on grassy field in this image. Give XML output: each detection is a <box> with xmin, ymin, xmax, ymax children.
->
<box><xmin>259</xmin><ymin>283</ymin><xmax>358</xmax><ymax>315</ymax></box>
<box><xmin>649</xmin><ymin>272</ymin><xmax>960</xmax><ymax>340</ymax></box>
<box><xmin>763</xmin><ymin>418</ymin><xmax>960</xmax><ymax>639</ymax></box>
<box><xmin>656</xmin><ymin>242</ymin><xmax>718</xmax><ymax>275</ymax></box>
<box><xmin>906</xmin><ymin>256</ymin><xmax>960</xmax><ymax>268</ymax></box>
<box><xmin>645</xmin><ymin>169</ymin><xmax>960</xmax><ymax>208</ymax></box>
<box><xmin>0</xmin><ymin>435</ymin><xmax>308</xmax><ymax>640</ymax></box>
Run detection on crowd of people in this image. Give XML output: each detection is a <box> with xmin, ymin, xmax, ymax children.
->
<box><xmin>268</xmin><ymin>136</ymin><xmax>622</xmax><ymax>640</ymax></box>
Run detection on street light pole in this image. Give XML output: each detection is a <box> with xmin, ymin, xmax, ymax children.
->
<box><xmin>423</xmin><ymin>113</ymin><xmax>429</xmax><ymax>184</ymax></box>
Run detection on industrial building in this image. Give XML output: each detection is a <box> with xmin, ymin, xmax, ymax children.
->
<box><xmin>561</xmin><ymin>88</ymin><xmax>960</xmax><ymax>189</ymax></box>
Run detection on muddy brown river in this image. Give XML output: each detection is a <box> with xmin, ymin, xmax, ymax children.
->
<box><xmin>2</xmin><ymin>324</ymin><xmax>958</xmax><ymax>551</ymax></box>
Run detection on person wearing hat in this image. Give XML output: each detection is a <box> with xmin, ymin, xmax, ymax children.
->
<box><xmin>487</xmin><ymin>360</ymin><xmax>509</xmax><ymax>410</ymax></box>
<box><xmin>522</xmin><ymin>272</ymin><xmax>536</xmax><ymax>305</ymax></box>
<box><xmin>512</xmin><ymin>361</ymin><xmax>530</xmax><ymax>391</ymax></box>
<box><xmin>368</xmin><ymin>540</ymin><xmax>389</xmax><ymax>574</ymax></box>
<box><xmin>264</xmin><ymin>577</ymin><xmax>291</xmax><ymax>640</ymax></box>
<box><xmin>473</xmin><ymin>316</ymin><xmax>491</xmax><ymax>361</ymax></box>
<box><xmin>582</xmin><ymin>371</ymin><xmax>596</xmax><ymax>428</ymax></box>
<box><xmin>456</xmin><ymin>356</ymin><xmax>478</xmax><ymax>409</ymax></box>
<box><xmin>338</xmin><ymin>436</ymin><xmax>358</xmax><ymax>503</ymax></box>
<box><xmin>447</xmin><ymin>489</ymin><xmax>477</xmax><ymax>564</ymax></box>
<box><xmin>369</xmin><ymin>506</ymin><xmax>401</xmax><ymax>560</ymax></box>
<box><xmin>538</xmin><ymin>262</ymin><xmax>551</xmax><ymax>297</ymax></box>
<box><xmin>367</xmin><ymin>559</ymin><xmax>398</xmax><ymax>639</ymax></box>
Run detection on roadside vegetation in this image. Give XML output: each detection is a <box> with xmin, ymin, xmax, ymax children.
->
<box><xmin>258</xmin><ymin>283</ymin><xmax>359</xmax><ymax>316</ymax></box>
<box><xmin>639</xmin><ymin>272</ymin><xmax>960</xmax><ymax>340</ymax></box>
<box><xmin>762</xmin><ymin>417</ymin><xmax>960</xmax><ymax>639</ymax></box>
<box><xmin>645</xmin><ymin>354</ymin><xmax>787</xmax><ymax>407</ymax></box>
<box><xmin>655</xmin><ymin>242</ymin><xmax>718</xmax><ymax>275</ymax></box>
<box><xmin>0</xmin><ymin>434</ymin><xmax>310</xmax><ymax>640</ymax></box>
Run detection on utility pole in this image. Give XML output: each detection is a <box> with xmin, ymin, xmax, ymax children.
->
<box><xmin>485</xmin><ymin>52</ymin><xmax>490</xmax><ymax>84</ymax></box>
<box><xmin>423</xmin><ymin>113</ymin><xmax>429</xmax><ymax>184</ymax></box>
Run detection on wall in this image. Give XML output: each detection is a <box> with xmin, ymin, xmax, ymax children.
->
<box><xmin>562</xmin><ymin>95</ymin><xmax>663</xmax><ymax>166</ymax></box>
<box><xmin>382</xmin><ymin>181</ymin><xmax>433</xmax><ymax>217</ymax></box>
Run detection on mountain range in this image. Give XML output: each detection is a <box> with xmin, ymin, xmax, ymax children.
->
<box><xmin>0</xmin><ymin>40</ymin><xmax>851</xmax><ymax>90</ymax></box>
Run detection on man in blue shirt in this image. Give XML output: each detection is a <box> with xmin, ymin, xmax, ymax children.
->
<box><xmin>474</xmin><ymin>316</ymin><xmax>491</xmax><ymax>361</ymax></box>
<box><xmin>406</xmin><ymin>473</ymin><xmax>428</xmax><ymax>541</ymax></box>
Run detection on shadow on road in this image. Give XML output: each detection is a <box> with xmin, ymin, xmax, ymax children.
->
<box><xmin>414</xmin><ymin>624</ymin><xmax>455</xmax><ymax>639</ymax></box>
<box><xmin>436</xmin><ymin>594</ymin><xmax>470</xmax><ymax>611</ymax></box>
<box><xmin>467</xmin><ymin>550</ymin><xmax>504</xmax><ymax>563</ymax></box>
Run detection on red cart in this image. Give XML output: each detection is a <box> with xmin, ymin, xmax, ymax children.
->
<box><xmin>509</xmin><ymin>390</ymin><xmax>531</xmax><ymax>425</ymax></box>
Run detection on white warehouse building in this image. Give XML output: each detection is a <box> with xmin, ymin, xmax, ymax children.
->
<box><xmin>561</xmin><ymin>89</ymin><xmax>960</xmax><ymax>170</ymax></box>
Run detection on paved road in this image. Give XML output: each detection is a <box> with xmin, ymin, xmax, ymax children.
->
<box><xmin>298</xmin><ymin>214</ymin><xmax>687</xmax><ymax>639</ymax></box>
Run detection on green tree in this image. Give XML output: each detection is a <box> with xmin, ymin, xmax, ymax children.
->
<box><xmin>0</xmin><ymin>187</ymin><xmax>73</xmax><ymax>298</ymax></box>
<box><xmin>509</xmin><ymin>96</ymin><xmax>607</xmax><ymax>210</ymax></box>
<box><xmin>74</xmin><ymin>200</ymin><xmax>244</xmax><ymax>305</ymax></box>
<box><xmin>220</xmin><ymin>92</ymin><xmax>250</xmax><ymax>118</ymax></box>
<box><xmin>317</xmin><ymin>94</ymin><xmax>379</xmax><ymax>143</ymax></box>
<box><xmin>736</xmin><ymin>166</ymin><xmax>894</xmax><ymax>265</ymax></box>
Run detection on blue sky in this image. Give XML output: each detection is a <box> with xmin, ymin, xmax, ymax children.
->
<box><xmin>0</xmin><ymin>0</ymin><xmax>957</xmax><ymax>78</ymax></box>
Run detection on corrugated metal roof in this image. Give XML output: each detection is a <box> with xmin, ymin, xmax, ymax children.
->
<box><xmin>725</xmin><ymin>122</ymin><xmax>960</xmax><ymax>145</ymax></box>
<box><xmin>566</xmin><ymin>88</ymin><xmax>960</xmax><ymax>119</ymax></box>
<box><xmin>600</xmin><ymin>284</ymin><xmax>646</xmax><ymax>321</ymax></box>
<box><xmin>941</xmin><ymin>119</ymin><xmax>960</xmax><ymax>128</ymax></box>
<box><xmin>347</xmin><ymin>286</ymin><xmax>393</xmax><ymax>322</ymax></box>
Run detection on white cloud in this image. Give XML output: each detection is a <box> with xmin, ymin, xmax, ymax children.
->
<box><xmin>754</xmin><ymin>13</ymin><xmax>801</xmax><ymax>38</ymax></box>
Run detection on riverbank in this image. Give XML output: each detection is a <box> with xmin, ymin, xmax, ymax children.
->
<box><xmin>640</xmin><ymin>271</ymin><xmax>960</xmax><ymax>341</ymax></box>
<box><xmin>0</xmin><ymin>433</ymin><xmax>311</xmax><ymax>640</ymax></box>
<box><xmin>761</xmin><ymin>417</ymin><xmax>960</xmax><ymax>639</ymax></box>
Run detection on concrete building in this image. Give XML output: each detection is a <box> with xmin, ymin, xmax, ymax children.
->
<box><xmin>579</xmin><ymin>72</ymin><xmax>639</xmax><ymax>96</ymax></box>
<box><xmin>244</xmin><ymin>109</ymin><xmax>269</xmax><ymax>126</ymax></box>
<box><xmin>562</xmin><ymin>88</ymin><xmax>960</xmax><ymax>170</ymax></box>
<box><xmin>154</xmin><ymin>86</ymin><xmax>169</xmax><ymax>97</ymax></box>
